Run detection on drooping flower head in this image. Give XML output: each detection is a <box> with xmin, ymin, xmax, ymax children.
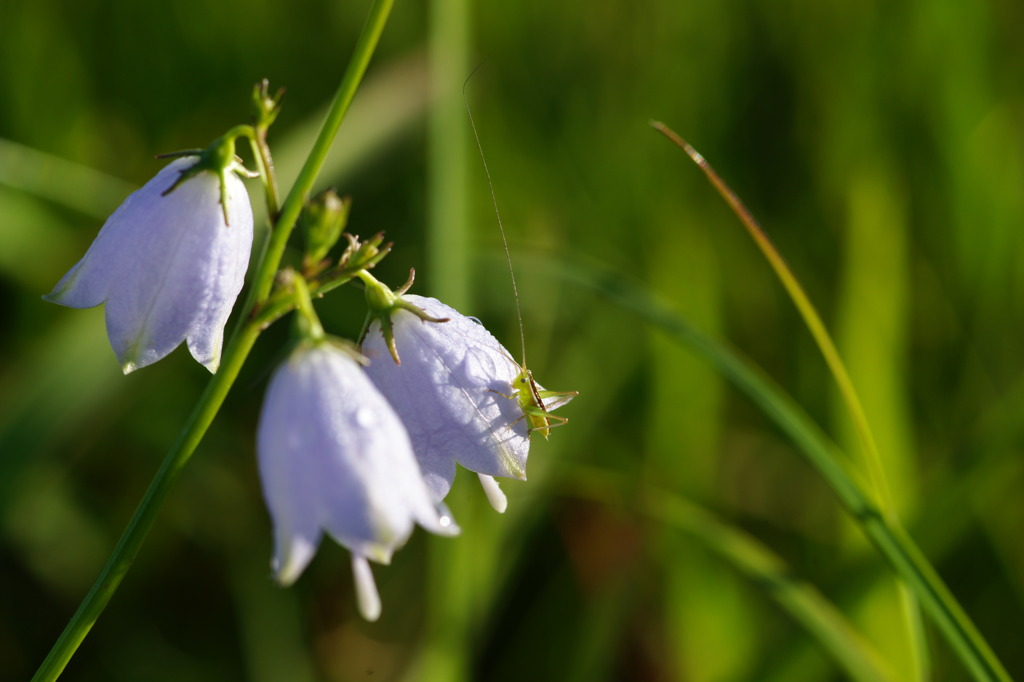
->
<box><xmin>43</xmin><ymin>141</ymin><xmax>254</xmax><ymax>373</ymax></box>
<box><xmin>257</xmin><ymin>338</ymin><xmax>457</xmax><ymax>620</ymax></box>
<box><xmin>361</xmin><ymin>286</ymin><xmax>573</xmax><ymax>507</ymax></box>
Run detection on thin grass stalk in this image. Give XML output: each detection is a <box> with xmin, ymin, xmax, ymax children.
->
<box><xmin>649</xmin><ymin>120</ymin><xmax>929</xmax><ymax>680</ymax></box>
<box><xmin>553</xmin><ymin>257</ymin><xmax>1012</xmax><ymax>682</ymax></box>
<box><xmin>564</xmin><ymin>467</ymin><xmax>898</xmax><ymax>682</ymax></box>
<box><xmin>648</xmin><ymin>120</ymin><xmax>895</xmax><ymax>518</ymax></box>
<box><xmin>427</xmin><ymin>0</ymin><xmax>470</xmax><ymax>309</ymax></box>
<box><xmin>419</xmin><ymin>1</ymin><xmax>474</xmax><ymax>681</ymax></box>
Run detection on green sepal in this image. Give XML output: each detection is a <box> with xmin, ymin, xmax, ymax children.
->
<box><xmin>157</xmin><ymin>127</ymin><xmax>256</xmax><ymax>226</ymax></box>
<box><xmin>358</xmin><ymin>269</ymin><xmax>448</xmax><ymax>365</ymax></box>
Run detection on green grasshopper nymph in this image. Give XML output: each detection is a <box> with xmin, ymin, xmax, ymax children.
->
<box><xmin>465</xmin><ymin>81</ymin><xmax>578</xmax><ymax>439</ymax></box>
<box><xmin>504</xmin><ymin>365</ymin><xmax>576</xmax><ymax>440</ymax></box>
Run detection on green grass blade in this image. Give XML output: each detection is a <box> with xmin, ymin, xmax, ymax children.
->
<box><xmin>0</xmin><ymin>138</ymin><xmax>136</xmax><ymax>219</ymax></box>
<box><xmin>649</xmin><ymin>120</ymin><xmax>927</xmax><ymax>679</ymax></box>
<box><xmin>550</xmin><ymin>256</ymin><xmax>1012</xmax><ymax>682</ymax></box>
<box><xmin>426</xmin><ymin>0</ymin><xmax>470</xmax><ymax>310</ymax></box>
<box><xmin>563</xmin><ymin>467</ymin><xmax>898</xmax><ymax>682</ymax></box>
<box><xmin>416</xmin><ymin>2</ymin><xmax>475</xmax><ymax>681</ymax></box>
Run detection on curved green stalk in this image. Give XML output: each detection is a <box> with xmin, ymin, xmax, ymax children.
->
<box><xmin>251</xmin><ymin>0</ymin><xmax>395</xmax><ymax>305</ymax></box>
<box><xmin>648</xmin><ymin>492</ymin><xmax>896</xmax><ymax>682</ymax></box>
<box><xmin>552</xmin><ymin>257</ymin><xmax>1012</xmax><ymax>682</ymax></box>
<box><xmin>247</xmin><ymin>134</ymin><xmax>280</xmax><ymax>219</ymax></box>
<box><xmin>30</xmin><ymin>323</ymin><xmax>261</xmax><ymax>682</ymax></box>
<box><xmin>31</xmin><ymin>3</ymin><xmax>396</xmax><ymax>679</ymax></box>
<box><xmin>649</xmin><ymin>120</ymin><xmax>896</xmax><ymax>520</ymax></box>
<box><xmin>649</xmin><ymin>120</ymin><xmax>928</xmax><ymax>680</ymax></box>
<box><xmin>564</xmin><ymin>467</ymin><xmax>898</xmax><ymax>682</ymax></box>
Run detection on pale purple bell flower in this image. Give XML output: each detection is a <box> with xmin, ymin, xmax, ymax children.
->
<box><xmin>257</xmin><ymin>340</ymin><xmax>457</xmax><ymax>621</ymax></box>
<box><xmin>363</xmin><ymin>295</ymin><xmax>546</xmax><ymax>508</ymax></box>
<box><xmin>44</xmin><ymin>156</ymin><xmax>254</xmax><ymax>373</ymax></box>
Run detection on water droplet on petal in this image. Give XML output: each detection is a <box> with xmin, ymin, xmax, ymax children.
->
<box><xmin>355</xmin><ymin>407</ymin><xmax>375</xmax><ymax>428</ymax></box>
<box><xmin>434</xmin><ymin>502</ymin><xmax>461</xmax><ymax>534</ymax></box>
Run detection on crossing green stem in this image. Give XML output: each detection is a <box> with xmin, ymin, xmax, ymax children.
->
<box><xmin>31</xmin><ymin>2</ymin><xmax>396</xmax><ymax>679</ymax></box>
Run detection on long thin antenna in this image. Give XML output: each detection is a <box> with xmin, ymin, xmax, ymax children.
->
<box><xmin>464</xmin><ymin>68</ymin><xmax>528</xmax><ymax>366</ymax></box>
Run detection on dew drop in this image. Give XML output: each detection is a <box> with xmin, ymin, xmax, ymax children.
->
<box><xmin>354</xmin><ymin>407</ymin><xmax>375</xmax><ymax>428</ymax></box>
<box><xmin>434</xmin><ymin>502</ymin><xmax>461</xmax><ymax>534</ymax></box>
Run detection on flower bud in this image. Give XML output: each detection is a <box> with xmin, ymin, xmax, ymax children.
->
<box><xmin>301</xmin><ymin>189</ymin><xmax>351</xmax><ymax>268</ymax></box>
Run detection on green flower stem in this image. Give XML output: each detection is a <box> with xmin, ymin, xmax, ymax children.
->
<box><xmin>247</xmin><ymin>132</ymin><xmax>280</xmax><ymax>218</ymax></box>
<box><xmin>555</xmin><ymin>257</ymin><xmax>1012</xmax><ymax>682</ymax></box>
<box><xmin>290</xmin><ymin>275</ymin><xmax>325</xmax><ymax>341</ymax></box>
<box><xmin>250</xmin><ymin>0</ymin><xmax>395</xmax><ymax>306</ymax></box>
<box><xmin>32</xmin><ymin>3</ymin><xmax>397</xmax><ymax>679</ymax></box>
<box><xmin>31</xmin><ymin>321</ymin><xmax>262</xmax><ymax>682</ymax></box>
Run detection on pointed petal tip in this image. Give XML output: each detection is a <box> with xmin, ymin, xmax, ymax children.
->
<box><xmin>41</xmin><ymin>277</ymin><xmax>74</xmax><ymax>306</ymax></box>
<box><xmin>41</xmin><ymin>286</ymin><xmax>89</xmax><ymax>309</ymax></box>
<box><xmin>119</xmin><ymin>345</ymin><xmax>147</xmax><ymax>374</ymax></box>
<box><xmin>272</xmin><ymin>559</ymin><xmax>303</xmax><ymax>588</ymax></box>
<box><xmin>270</xmin><ymin>536</ymin><xmax>318</xmax><ymax>587</ymax></box>
<box><xmin>362</xmin><ymin>543</ymin><xmax>393</xmax><ymax>565</ymax></box>
<box><xmin>272</xmin><ymin>572</ymin><xmax>296</xmax><ymax>588</ymax></box>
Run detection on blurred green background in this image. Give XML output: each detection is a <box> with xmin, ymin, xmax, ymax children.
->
<box><xmin>2</xmin><ymin>0</ymin><xmax>1024</xmax><ymax>680</ymax></box>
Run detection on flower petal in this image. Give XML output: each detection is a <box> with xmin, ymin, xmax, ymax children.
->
<box><xmin>185</xmin><ymin>171</ymin><xmax>254</xmax><ymax>371</ymax></box>
<box><xmin>257</xmin><ymin>342</ymin><xmax>452</xmax><ymax>588</ymax></box>
<box><xmin>363</xmin><ymin>295</ymin><xmax>531</xmax><ymax>502</ymax></box>
<box><xmin>44</xmin><ymin>157</ymin><xmax>253</xmax><ymax>373</ymax></box>
<box><xmin>256</xmin><ymin>352</ymin><xmax>327</xmax><ymax>585</ymax></box>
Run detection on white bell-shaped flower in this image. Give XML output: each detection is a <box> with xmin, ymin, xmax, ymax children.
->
<box><xmin>363</xmin><ymin>294</ymin><xmax>550</xmax><ymax>504</ymax></box>
<box><xmin>44</xmin><ymin>156</ymin><xmax>253</xmax><ymax>373</ymax></box>
<box><xmin>257</xmin><ymin>339</ymin><xmax>456</xmax><ymax>620</ymax></box>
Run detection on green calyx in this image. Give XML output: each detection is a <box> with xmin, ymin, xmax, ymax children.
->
<box><xmin>157</xmin><ymin>125</ymin><xmax>259</xmax><ymax>225</ymax></box>
<box><xmin>285</xmin><ymin>269</ymin><xmax>366</xmax><ymax>366</ymax></box>
<box><xmin>357</xmin><ymin>269</ymin><xmax>448</xmax><ymax>364</ymax></box>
